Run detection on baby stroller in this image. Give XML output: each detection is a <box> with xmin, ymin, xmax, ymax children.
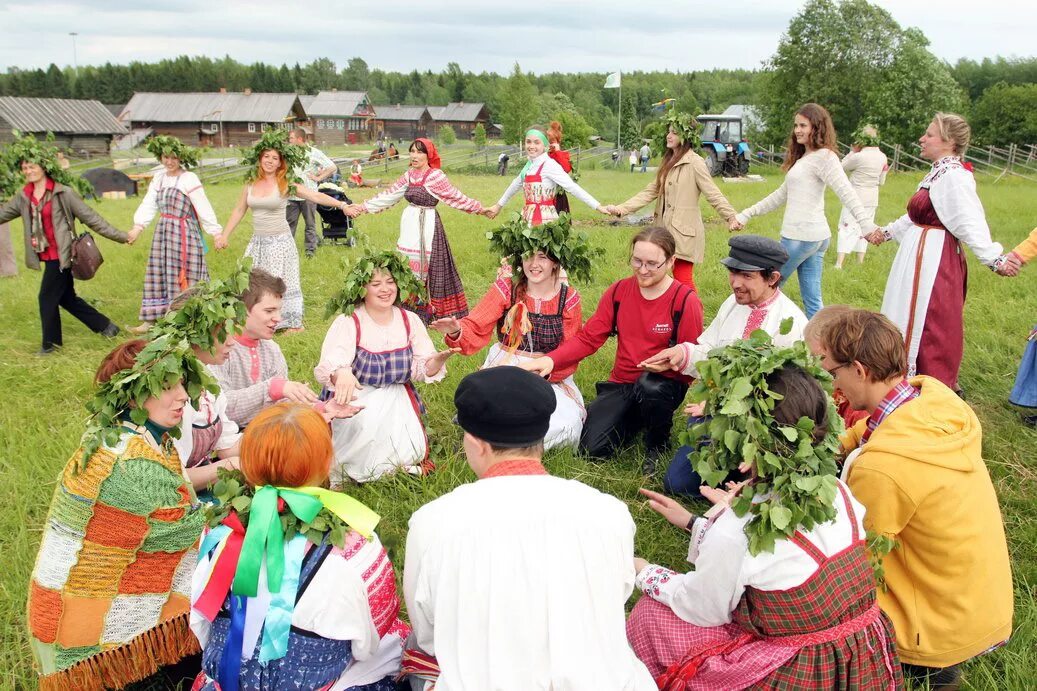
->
<box><xmin>316</xmin><ymin>183</ymin><xmax>357</xmax><ymax>246</ymax></box>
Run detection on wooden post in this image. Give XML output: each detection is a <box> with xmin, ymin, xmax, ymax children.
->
<box><xmin>575</xmin><ymin>146</ymin><xmax>581</xmax><ymax>171</ymax></box>
<box><xmin>892</xmin><ymin>145</ymin><xmax>901</xmax><ymax>173</ymax></box>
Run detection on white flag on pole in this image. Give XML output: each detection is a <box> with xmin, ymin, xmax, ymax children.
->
<box><xmin>603</xmin><ymin>72</ymin><xmax>621</xmax><ymax>89</ymax></box>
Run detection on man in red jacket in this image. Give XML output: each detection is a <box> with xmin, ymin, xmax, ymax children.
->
<box><xmin>523</xmin><ymin>227</ymin><xmax>703</xmax><ymax>473</ymax></box>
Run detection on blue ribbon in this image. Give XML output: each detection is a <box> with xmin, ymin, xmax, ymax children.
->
<box><xmin>217</xmin><ymin>594</ymin><xmax>248</xmax><ymax>691</ymax></box>
<box><xmin>258</xmin><ymin>533</ymin><xmax>307</xmax><ymax>664</ymax></box>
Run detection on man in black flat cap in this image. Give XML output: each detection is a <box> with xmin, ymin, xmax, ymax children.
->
<box><xmin>400</xmin><ymin>367</ymin><xmax>655</xmax><ymax>691</ymax></box>
<box><xmin>639</xmin><ymin>235</ymin><xmax>808</xmax><ymax>489</ymax></box>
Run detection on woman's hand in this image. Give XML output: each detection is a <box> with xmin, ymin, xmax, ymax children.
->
<box><xmin>126</xmin><ymin>227</ymin><xmax>142</xmax><ymax>245</ymax></box>
<box><xmin>332</xmin><ymin>368</ymin><xmax>362</xmax><ymax>405</ymax></box>
<box><xmin>282</xmin><ymin>380</ymin><xmax>319</xmax><ymax>405</ymax></box>
<box><xmin>633</xmin><ymin>557</ymin><xmax>650</xmax><ymax>575</ymax></box>
<box><xmin>429</xmin><ymin>317</ymin><xmax>462</xmax><ymax>337</ymax></box>
<box><xmin>727</xmin><ymin>216</ymin><xmax>744</xmax><ymax>231</ymax></box>
<box><xmin>996</xmin><ymin>252</ymin><xmax>1023</xmax><ymax>277</ymax></box>
<box><xmin>343</xmin><ymin>204</ymin><xmax>364</xmax><ymax>218</ymax></box>
<box><xmin>321</xmin><ymin>399</ymin><xmax>364</xmax><ymax>422</ymax></box>
<box><xmin>596</xmin><ymin>205</ymin><xmax>611</xmax><ymax>215</ymax></box>
<box><xmin>425</xmin><ymin>347</ymin><xmax>461</xmax><ymax>377</ymax></box>
<box><xmin>684</xmin><ymin>401</ymin><xmax>706</xmax><ymax>417</ymax></box>
<box><xmin>520</xmin><ymin>356</ymin><xmax>555</xmax><ymax>378</ymax></box>
<box><xmin>483</xmin><ymin>204</ymin><xmax>501</xmax><ymax>219</ymax></box>
<box><xmin>699</xmin><ymin>477</ymin><xmax>751</xmax><ymax>507</ymax></box>
<box><xmin>864</xmin><ymin>229</ymin><xmax>886</xmax><ymax>246</ymax></box>
<box><xmin>639</xmin><ymin>346</ymin><xmax>685</xmax><ymax>373</ymax></box>
<box><xmin>639</xmin><ymin>488</ymin><xmax>693</xmax><ymax>530</ymax></box>
<box><xmin>214</xmin><ymin>233</ymin><xmax>230</xmax><ymax>250</ymax></box>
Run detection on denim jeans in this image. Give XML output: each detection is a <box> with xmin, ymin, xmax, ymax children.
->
<box><xmin>779</xmin><ymin>236</ymin><xmax>830</xmax><ymax>318</ymax></box>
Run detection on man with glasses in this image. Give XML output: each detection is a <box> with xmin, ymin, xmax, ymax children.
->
<box><xmin>639</xmin><ymin>235</ymin><xmax>808</xmax><ymax>493</ymax></box>
<box><xmin>812</xmin><ymin>307</ymin><xmax>1012</xmax><ymax>689</ymax></box>
<box><xmin>523</xmin><ymin>226</ymin><xmax>703</xmax><ymax>472</ymax></box>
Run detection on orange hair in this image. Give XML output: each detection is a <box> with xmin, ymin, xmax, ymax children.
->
<box><xmin>254</xmin><ymin>149</ymin><xmax>290</xmax><ymax>197</ymax></box>
<box><xmin>547</xmin><ymin>120</ymin><xmax>563</xmax><ymax>145</ymax></box>
<box><xmin>95</xmin><ymin>339</ymin><xmax>147</xmax><ymax>384</ymax></box>
<box><xmin>240</xmin><ymin>403</ymin><xmax>332</xmax><ymax>487</ymax></box>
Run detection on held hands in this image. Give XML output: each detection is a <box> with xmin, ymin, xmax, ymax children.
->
<box><xmin>864</xmin><ymin>228</ymin><xmax>886</xmax><ymax>246</ymax></box>
<box><xmin>482</xmin><ymin>204</ymin><xmax>501</xmax><ymax>219</ymax></box>
<box><xmin>332</xmin><ymin>368</ymin><xmax>362</xmax><ymax>406</ymax></box>
<box><xmin>214</xmin><ymin>233</ymin><xmax>230</xmax><ymax>250</ymax></box>
<box><xmin>595</xmin><ymin>205</ymin><xmax>612</xmax><ymax>216</ymax></box>
<box><xmin>603</xmin><ymin>204</ymin><xmax>623</xmax><ymax>217</ymax></box>
<box><xmin>425</xmin><ymin>347</ymin><xmax>461</xmax><ymax>377</ymax></box>
<box><xmin>996</xmin><ymin>252</ymin><xmax>1023</xmax><ymax>277</ymax></box>
<box><xmin>282</xmin><ymin>381</ymin><xmax>319</xmax><ymax>405</ymax></box>
<box><xmin>639</xmin><ymin>346</ymin><xmax>685</xmax><ymax>373</ymax></box>
<box><xmin>343</xmin><ymin>204</ymin><xmax>364</xmax><ymax>218</ymax></box>
<box><xmin>519</xmin><ymin>356</ymin><xmax>555</xmax><ymax>378</ymax></box>
<box><xmin>126</xmin><ymin>227</ymin><xmax>143</xmax><ymax>245</ymax></box>
<box><xmin>727</xmin><ymin>216</ymin><xmax>744</xmax><ymax>232</ymax></box>
<box><xmin>429</xmin><ymin>317</ymin><xmax>462</xmax><ymax>337</ymax></box>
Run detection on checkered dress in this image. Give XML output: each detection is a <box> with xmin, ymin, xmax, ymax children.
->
<box><xmin>139</xmin><ymin>185</ymin><xmax>209</xmax><ymax>321</ymax></box>
<box><xmin>351</xmin><ymin>311</ymin><xmax>425</xmax><ymax>413</ymax></box>
<box><xmin>496</xmin><ymin>283</ymin><xmax>569</xmax><ymax>354</ymax></box>
<box><xmin>403</xmin><ymin>185</ymin><xmax>468</xmax><ymax>325</ymax></box>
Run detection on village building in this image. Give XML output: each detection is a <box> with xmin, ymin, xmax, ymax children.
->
<box><xmin>0</xmin><ymin>96</ymin><xmax>127</xmax><ymax>155</ymax></box>
<box><xmin>375</xmin><ymin>105</ymin><xmax>433</xmax><ymax>141</ymax></box>
<box><xmin>306</xmin><ymin>90</ymin><xmax>376</xmax><ymax>146</ymax></box>
<box><xmin>427</xmin><ymin>102</ymin><xmax>490</xmax><ymax>140</ymax></box>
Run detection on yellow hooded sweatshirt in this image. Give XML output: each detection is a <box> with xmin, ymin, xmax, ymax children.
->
<box><xmin>840</xmin><ymin>376</ymin><xmax>1013</xmax><ymax>668</ymax></box>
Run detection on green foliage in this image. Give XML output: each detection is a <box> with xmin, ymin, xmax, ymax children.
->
<box><xmin>206</xmin><ymin>469</ymin><xmax>351</xmax><ymax>549</ymax></box>
<box><xmin>472</xmin><ymin>123</ymin><xmax>488</xmax><ymax>148</ymax></box>
<box><xmin>866</xmin><ymin>531</ymin><xmax>898</xmax><ymax>590</ymax></box>
<box><xmin>619</xmin><ymin>91</ymin><xmax>642</xmax><ymax>150</ymax></box>
<box><xmin>437</xmin><ymin>124</ymin><xmax>457</xmax><ymax>146</ymax></box>
<box><xmin>553</xmin><ymin>109</ymin><xmax>595</xmax><ymax>149</ymax></box>
<box><xmin>663</xmin><ymin>105</ymin><xmax>700</xmax><ymax>148</ymax></box>
<box><xmin>971</xmin><ymin>83</ymin><xmax>1037</xmax><ymax>146</ymax></box>
<box><xmin>486</xmin><ymin>213</ymin><xmax>603</xmax><ymax>286</ymax></box>
<box><xmin>851</xmin><ymin>123</ymin><xmax>881</xmax><ymax>148</ymax></box>
<box><xmin>148</xmin><ymin>258</ymin><xmax>251</xmax><ymax>352</ymax></box>
<box><xmin>950</xmin><ymin>55</ymin><xmax>1037</xmax><ymax>102</ymax></box>
<box><xmin>240</xmin><ymin>129</ymin><xmax>306</xmax><ymax>184</ymax></box>
<box><xmin>324</xmin><ymin>248</ymin><xmax>426</xmax><ymax>319</ymax></box>
<box><xmin>144</xmin><ymin>135</ymin><xmax>201</xmax><ymax>169</ymax></box>
<box><xmin>498</xmin><ymin>63</ymin><xmax>540</xmax><ymax>145</ymax></box>
<box><xmin>4</xmin><ymin>132</ymin><xmax>93</xmax><ymax>198</ymax></box>
<box><xmin>681</xmin><ymin>328</ymin><xmax>843</xmax><ymax>555</ymax></box>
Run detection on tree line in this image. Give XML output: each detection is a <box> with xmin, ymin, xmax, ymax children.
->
<box><xmin>1</xmin><ymin>0</ymin><xmax>1034</xmax><ymax>148</ymax></box>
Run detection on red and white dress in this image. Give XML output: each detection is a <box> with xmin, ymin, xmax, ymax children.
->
<box><xmin>496</xmin><ymin>152</ymin><xmax>600</xmax><ymax>226</ymax></box>
<box><xmin>627</xmin><ymin>482</ymin><xmax>901</xmax><ymax>690</ymax></box>
<box><xmin>879</xmin><ymin>156</ymin><xmax>1005</xmax><ymax>390</ymax></box>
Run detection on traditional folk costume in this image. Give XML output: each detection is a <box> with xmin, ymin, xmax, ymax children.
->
<box><xmin>209</xmin><ymin>335</ymin><xmax>290</xmax><ymax>427</ymax></box>
<box><xmin>244</xmin><ymin>188</ymin><xmax>304</xmax><ymax>330</ymax></box>
<box><xmin>627</xmin><ymin>482</ymin><xmax>901</xmax><ymax>690</ymax></box>
<box><xmin>836</xmin><ymin>147</ymin><xmax>888</xmax><ymax>255</ymax></box>
<box><xmin>404</xmin><ymin>460</ymin><xmax>655</xmax><ymax>690</ymax></box>
<box><xmin>133</xmin><ymin>171</ymin><xmax>221</xmax><ymax>320</ymax></box>
<box><xmin>173</xmin><ymin>366</ymin><xmax>240</xmax><ymax>471</ymax></box>
<box><xmin>315</xmin><ymin>306</ymin><xmax>445</xmax><ymax>484</ymax></box>
<box><xmin>445</xmin><ymin>277</ymin><xmax>585</xmax><ymax>449</ymax></box>
<box><xmin>27</xmin><ymin>423</ymin><xmax>205</xmax><ymax>691</ymax></box>
<box><xmin>191</xmin><ymin>487</ymin><xmax>408</xmax><ymax>690</ymax></box>
<box><xmin>1007</xmin><ymin>227</ymin><xmax>1037</xmax><ymax>410</ymax></box>
<box><xmin>497</xmin><ymin>149</ymin><xmax>601</xmax><ymax>226</ymax></box>
<box><xmin>361</xmin><ymin>140</ymin><xmax>481</xmax><ymax>324</ymax></box>
<box><xmin>879</xmin><ymin>156</ymin><xmax>1006</xmax><ymax>391</ymax></box>
<box><xmin>840</xmin><ymin>377</ymin><xmax>1013</xmax><ymax>671</ymax></box>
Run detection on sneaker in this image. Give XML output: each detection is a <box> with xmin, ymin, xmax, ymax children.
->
<box><xmin>37</xmin><ymin>345</ymin><xmax>58</xmax><ymax>356</ymax></box>
<box><xmin>101</xmin><ymin>323</ymin><xmax>121</xmax><ymax>338</ymax></box>
<box><xmin>305</xmin><ymin>250</ymin><xmax>316</xmax><ymax>259</ymax></box>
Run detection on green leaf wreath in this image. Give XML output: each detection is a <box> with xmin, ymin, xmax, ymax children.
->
<box><xmin>852</xmin><ymin>123</ymin><xmax>881</xmax><ymax>148</ymax></box>
<box><xmin>324</xmin><ymin>248</ymin><xmax>426</xmax><ymax>319</ymax></box>
<box><xmin>78</xmin><ymin>261</ymin><xmax>252</xmax><ymax>468</ymax></box>
<box><xmin>681</xmin><ymin>325</ymin><xmax>843</xmax><ymax>555</ymax></box>
<box><xmin>145</xmin><ymin>134</ymin><xmax>202</xmax><ymax>169</ymax></box>
<box><xmin>240</xmin><ymin>129</ymin><xmax>306</xmax><ymax>184</ymax></box>
<box><xmin>664</xmin><ymin>104</ymin><xmax>701</xmax><ymax>148</ymax></box>
<box><xmin>486</xmin><ymin>212</ymin><xmax>603</xmax><ymax>286</ymax></box>
<box><xmin>205</xmin><ymin>469</ymin><xmax>353</xmax><ymax>549</ymax></box>
<box><xmin>4</xmin><ymin>131</ymin><xmax>94</xmax><ymax>199</ymax></box>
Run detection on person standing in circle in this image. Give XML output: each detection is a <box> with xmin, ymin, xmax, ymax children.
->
<box><xmin>834</xmin><ymin>124</ymin><xmax>888</xmax><ymax>269</ymax></box>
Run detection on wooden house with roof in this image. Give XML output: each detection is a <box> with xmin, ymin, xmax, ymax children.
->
<box><xmin>0</xmin><ymin>97</ymin><xmax>127</xmax><ymax>154</ymax></box>
<box><xmin>374</xmin><ymin>105</ymin><xmax>432</xmax><ymax>141</ymax></box>
<box><xmin>427</xmin><ymin>102</ymin><xmax>490</xmax><ymax>139</ymax></box>
<box><xmin>306</xmin><ymin>90</ymin><xmax>376</xmax><ymax>145</ymax></box>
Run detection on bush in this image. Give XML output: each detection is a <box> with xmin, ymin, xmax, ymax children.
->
<box><xmin>438</xmin><ymin>125</ymin><xmax>456</xmax><ymax>146</ymax></box>
<box><xmin>472</xmin><ymin>123</ymin><xmax>487</xmax><ymax>148</ymax></box>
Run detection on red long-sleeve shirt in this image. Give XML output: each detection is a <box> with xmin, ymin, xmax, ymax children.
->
<box><xmin>548</xmin><ymin>277</ymin><xmax>703</xmax><ymax>384</ymax></box>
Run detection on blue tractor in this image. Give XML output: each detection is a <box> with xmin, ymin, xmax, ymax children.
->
<box><xmin>697</xmin><ymin>114</ymin><xmax>751</xmax><ymax>177</ymax></box>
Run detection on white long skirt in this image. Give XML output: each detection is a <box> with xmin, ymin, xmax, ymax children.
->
<box><xmin>836</xmin><ymin>185</ymin><xmax>879</xmax><ymax>255</ymax></box>
<box><xmin>329</xmin><ymin>383</ymin><xmax>426</xmax><ymax>485</ymax></box>
<box><xmin>481</xmin><ymin>343</ymin><xmax>585</xmax><ymax>450</ymax></box>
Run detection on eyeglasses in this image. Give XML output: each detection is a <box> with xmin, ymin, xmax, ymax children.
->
<box><xmin>630</xmin><ymin>257</ymin><xmax>666</xmax><ymax>271</ymax></box>
<box><xmin>825</xmin><ymin>363</ymin><xmax>851</xmax><ymax>377</ymax></box>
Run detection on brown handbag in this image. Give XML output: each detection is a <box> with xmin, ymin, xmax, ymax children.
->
<box><xmin>70</xmin><ymin>227</ymin><xmax>104</xmax><ymax>281</ymax></box>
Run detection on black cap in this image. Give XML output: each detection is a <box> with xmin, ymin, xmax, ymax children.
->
<box><xmin>720</xmin><ymin>235</ymin><xmax>788</xmax><ymax>272</ymax></box>
<box><xmin>454</xmin><ymin>368</ymin><xmax>557</xmax><ymax>447</ymax></box>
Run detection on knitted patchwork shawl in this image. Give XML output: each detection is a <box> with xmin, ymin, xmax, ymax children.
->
<box><xmin>27</xmin><ymin>429</ymin><xmax>206</xmax><ymax>691</ymax></box>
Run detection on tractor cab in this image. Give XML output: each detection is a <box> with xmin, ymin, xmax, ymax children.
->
<box><xmin>696</xmin><ymin>114</ymin><xmax>751</xmax><ymax>177</ymax></box>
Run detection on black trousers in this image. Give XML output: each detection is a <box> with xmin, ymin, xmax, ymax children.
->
<box><xmin>579</xmin><ymin>372</ymin><xmax>688</xmax><ymax>459</ymax></box>
<box><xmin>39</xmin><ymin>259</ymin><xmax>112</xmax><ymax>348</ymax></box>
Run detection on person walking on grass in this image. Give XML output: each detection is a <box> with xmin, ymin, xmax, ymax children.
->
<box><xmin>734</xmin><ymin>103</ymin><xmax>874</xmax><ymax>318</ymax></box>
<box><xmin>0</xmin><ymin>133</ymin><xmax>135</xmax><ymax>354</ymax></box>
<box><xmin>639</xmin><ymin>141</ymin><xmax>651</xmax><ymax>172</ymax></box>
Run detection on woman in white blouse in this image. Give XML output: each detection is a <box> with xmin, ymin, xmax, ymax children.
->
<box><xmin>485</xmin><ymin>126</ymin><xmax>610</xmax><ymax>225</ymax></box>
<box><xmin>834</xmin><ymin>125</ymin><xmax>888</xmax><ymax>269</ymax></box>
<box><xmin>315</xmin><ymin>255</ymin><xmax>458</xmax><ymax>485</ymax></box>
<box><xmin>130</xmin><ymin>136</ymin><xmax>222</xmax><ymax>333</ymax></box>
<box><xmin>735</xmin><ymin>104</ymin><xmax>874</xmax><ymax>318</ymax></box>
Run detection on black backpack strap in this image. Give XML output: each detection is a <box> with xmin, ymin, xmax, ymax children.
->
<box><xmin>556</xmin><ymin>283</ymin><xmax>568</xmax><ymax>316</ymax></box>
<box><xmin>607</xmin><ymin>281</ymin><xmax>622</xmax><ymax>338</ymax></box>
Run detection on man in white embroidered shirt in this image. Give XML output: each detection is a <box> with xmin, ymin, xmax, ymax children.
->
<box><xmin>640</xmin><ymin>235</ymin><xmax>808</xmax><ymax>496</ymax></box>
<box><xmin>401</xmin><ymin>367</ymin><xmax>655</xmax><ymax>691</ymax></box>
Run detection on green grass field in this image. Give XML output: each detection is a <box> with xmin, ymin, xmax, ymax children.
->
<box><xmin>1</xmin><ymin>166</ymin><xmax>1034</xmax><ymax>689</ymax></box>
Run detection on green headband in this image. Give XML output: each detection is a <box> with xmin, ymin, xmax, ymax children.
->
<box><xmin>525</xmin><ymin>129</ymin><xmax>549</xmax><ymax>146</ymax></box>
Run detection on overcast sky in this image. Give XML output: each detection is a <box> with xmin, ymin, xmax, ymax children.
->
<box><xmin>1</xmin><ymin>0</ymin><xmax>1032</xmax><ymax>75</ymax></box>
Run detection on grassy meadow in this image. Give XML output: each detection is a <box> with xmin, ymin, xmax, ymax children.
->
<box><xmin>0</xmin><ymin>164</ymin><xmax>1034</xmax><ymax>689</ymax></box>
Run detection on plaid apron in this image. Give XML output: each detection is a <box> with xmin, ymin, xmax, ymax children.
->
<box><xmin>140</xmin><ymin>183</ymin><xmax>209</xmax><ymax>321</ymax></box>
<box><xmin>351</xmin><ymin>309</ymin><xmax>425</xmax><ymax>414</ymax></box>
<box><xmin>496</xmin><ymin>283</ymin><xmax>568</xmax><ymax>355</ymax></box>
<box><xmin>521</xmin><ymin>162</ymin><xmax>559</xmax><ymax>227</ymax></box>
<box><xmin>401</xmin><ymin>182</ymin><xmax>468</xmax><ymax>325</ymax></box>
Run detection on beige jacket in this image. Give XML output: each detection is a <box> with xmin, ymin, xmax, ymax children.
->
<box><xmin>614</xmin><ymin>150</ymin><xmax>736</xmax><ymax>263</ymax></box>
<box><xmin>0</xmin><ymin>182</ymin><xmax>127</xmax><ymax>271</ymax></box>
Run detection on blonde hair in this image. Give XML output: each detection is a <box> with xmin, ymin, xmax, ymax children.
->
<box><xmin>932</xmin><ymin>112</ymin><xmax>971</xmax><ymax>156</ymax></box>
<box><xmin>803</xmin><ymin>304</ymin><xmax>855</xmax><ymax>345</ymax></box>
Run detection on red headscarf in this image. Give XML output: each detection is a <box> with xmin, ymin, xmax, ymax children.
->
<box><xmin>415</xmin><ymin>138</ymin><xmax>441</xmax><ymax>169</ymax></box>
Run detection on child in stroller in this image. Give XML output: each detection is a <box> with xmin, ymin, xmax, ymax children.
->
<box><xmin>315</xmin><ymin>183</ymin><xmax>357</xmax><ymax>246</ymax></box>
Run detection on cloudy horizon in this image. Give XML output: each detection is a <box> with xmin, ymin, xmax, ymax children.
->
<box><xmin>1</xmin><ymin>0</ymin><xmax>1033</xmax><ymax>76</ymax></box>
